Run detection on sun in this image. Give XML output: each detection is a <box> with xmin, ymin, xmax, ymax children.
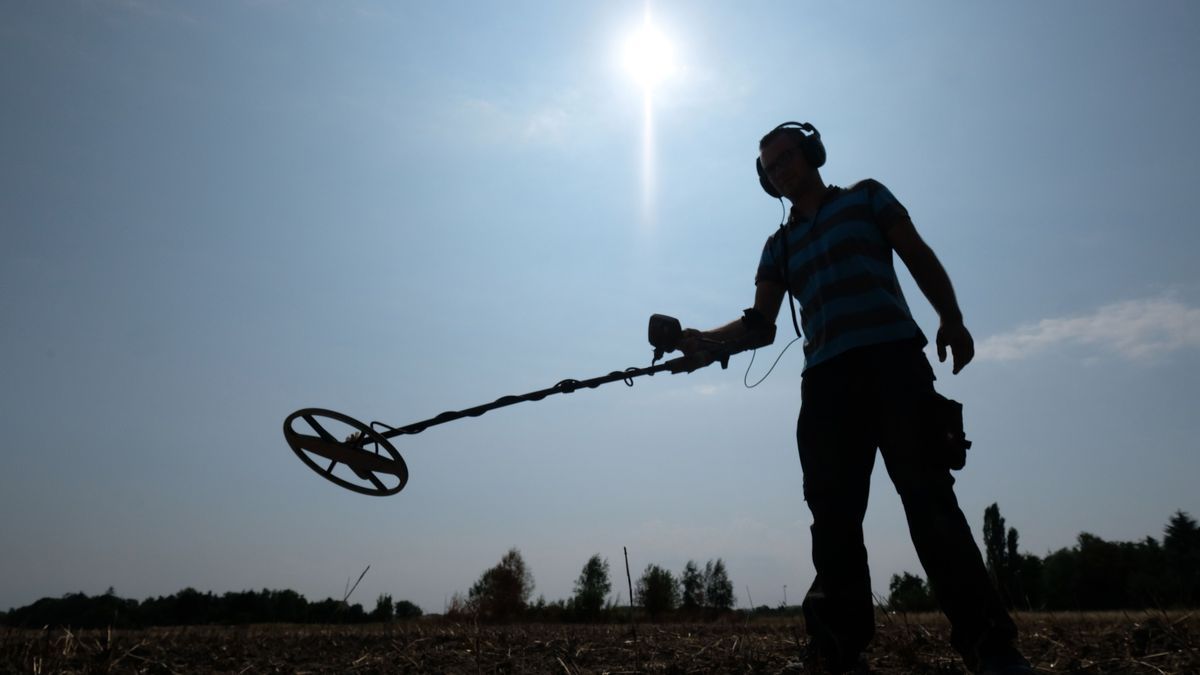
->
<box><xmin>622</xmin><ymin>14</ymin><xmax>676</xmax><ymax>91</ymax></box>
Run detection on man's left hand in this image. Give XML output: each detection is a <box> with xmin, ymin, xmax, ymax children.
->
<box><xmin>937</xmin><ymin>321</ymin><xmax>975</xmax><ymax>374</ymax></box>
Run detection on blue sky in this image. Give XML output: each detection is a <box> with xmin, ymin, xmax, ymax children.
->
<box><xmin>3</xmin><ymin>1</ymin><xmax>1199</xmax><ymax>615</ymax></box>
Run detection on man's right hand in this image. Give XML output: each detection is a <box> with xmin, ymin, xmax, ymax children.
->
<box><xmin>677</xmin><ymin>328</ymin><xmax>705</xmax><ymax>356</ymax></box>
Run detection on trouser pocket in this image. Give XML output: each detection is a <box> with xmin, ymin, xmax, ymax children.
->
<box><xmin>924</xmin><ymin>392</ymin><xmax>971</xmax><ymax>470</ymax></box>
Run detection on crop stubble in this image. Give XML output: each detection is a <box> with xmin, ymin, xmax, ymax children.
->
<box><xmin>1</xmin><ymin>611</ymin><xmax>1195</xmax><ymax>674</ymax></box>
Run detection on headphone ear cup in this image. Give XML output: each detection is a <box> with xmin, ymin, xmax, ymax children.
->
<box><xmin>801</xmin><ymin>134</ymin><xmax>826</xmax><ymax>169</ymax></box>
<box><xmin>756</xmin><ymin>157</ymin><xmax>782</xmax><ymax>198</ymax></box>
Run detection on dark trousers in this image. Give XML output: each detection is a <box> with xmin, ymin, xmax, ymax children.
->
<box><xmin>797</xmin><ymin>339</ymin><xmax>1015</xmax><ymax>667</ymax></box>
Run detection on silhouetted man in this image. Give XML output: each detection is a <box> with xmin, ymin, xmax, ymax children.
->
<box><xmin>676</xmin><ymin>122</ymin><xmax>1031</xmax><ymax>675</ymax></box>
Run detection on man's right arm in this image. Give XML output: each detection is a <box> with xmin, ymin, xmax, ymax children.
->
<box><xmin>678</xmin><ymin>280</ymin><xmax>787</xmax><ymax>355</ymax></box>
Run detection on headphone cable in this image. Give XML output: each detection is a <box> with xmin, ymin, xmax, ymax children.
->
<box><xmin>743</xmin><ymin>334</ymin><xmax>802</xmax><ymax>388</ymax></box>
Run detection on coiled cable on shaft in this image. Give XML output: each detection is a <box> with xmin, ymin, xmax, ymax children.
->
<box><xmin>370</xmin><ymin>364</ymin><xmax>680</xmax><ymax>441</ymax></box>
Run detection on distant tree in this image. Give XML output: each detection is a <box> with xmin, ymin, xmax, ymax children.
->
<box><xmin>174</xmin><ymin>587</ymin><xmax>216</xmax><ymax>624</ymax></box>
<box><xmin>469</xmin><ymin>548</ymin><xmax>535</xmax><ymax>622</ymax></box>
<box><xmin>983</xmin><ymin>503</ymin><xmax>1028</xmax><ymax>608</ymax></box>
<box><xmin>224</xmin><ymin>590</ymin><xmax>269</xmax><ymax>624</ymax></box>
<box><xmin>444</xmin><ymin>592</ymin><xmax>471</xmax><ymax>619</ymax></box>
<box><xmin>636</xmin><ymin>564</ymin><xmax>679</xmax><ymax>619</ymax></box>
<box><xmin>680</xmin><ymin>560</ymin><xmax>705</xmax><ymax>611</ymax></box>
<box><xmin>1165</xmin><ymin>511</ymin><xmax>1199</xmax><ymax>546</ymax></box>
<box><xmin>983</xmin><ymin>504</ymin><xmax>1005</xmax><ymax>570</ymax></box>
<box><xmin>267</xmin><ymin>589</ymin><xmax>308</xmax><ymax>623</ymax></box>
<box><xmin>1164</xmin><ymin>510</ymin><xmax>1200</xmax><ymax>606</ymax></box>
<box><xmin>372</xmin><ymin>594</ymin><xmax>394</xmax><ymax>622</ymax></box>
<box><xmin>1131</xmin><ymin>536</ymin><xmax>1169</xmax><ymax>606</ymax></box>
<box><xmin>886</xmin><ymin>572</ymin><xmax>937</xmax><ymax>612</ymax></box>
<box><xmin>703</xmin><ymin>559</ymin><xmax>735</xmax><ymax>612</ymax></box>
<box><xmin>983</xmin><ymin>503</ymin><xmax>1011</xmax><ymax>605</ymax></box>
<box><xmin>0</xmin><ymin>587</ymin><xmax>419</xmax><ymax>628</ymax></box>
<box><xmin>1005</xmin><ymin>527</ymin><xmax>1035</xmax><ymax>608</ymax></box>
<box><xmin>573</xmin><ymin>554</ymin><xmax>612</xmax><ymax>619</ymax></box>
<box><xmin>1040</xmin><ymin>531</ymin><xmax>1168</xmax><ymax>610</ymax></box>
<box><xmin>529</xmin><ymin>594</ymin><xmax>551</xmax><ymax>620</ymax></box>
<box><xmin>394</xmin><ymin>600</ymin><xmax>423</xmax><ymax>619</ymax></box>
<box><xmin>140</xmin><ymin>587</ymin><xmax>218</xmax><ymax>626</ymax></box>
<box><xmin>345</xmin><ymin>602</ymin><xmax>367</xmax><ymax>622</ymax></box>
<box><xmin>1079</xmin><ymin>533</ymin><xmax>1131</xmax><ymax>609</ymax></box>
<box><xmin>1013</xmin><ymin>552</ymin><xmax>1045</xmax><ymax>609</ymax></box>
<box><xmin>1040</xmin><ymin>544</ymin><xmax>1080</xmax><ymax>609</ymax></box>
<box><xmin>4</xmin><ymin>591</ymin><xmax>140</xmax><ymax>629</ymax></box>
<box><xmin>527</xmin><ymin>595</ymin><xmax>575</xmax><ymax>623</ymax></box>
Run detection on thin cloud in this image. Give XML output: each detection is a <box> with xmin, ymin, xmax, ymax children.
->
<box><xmin>976</xmin><ymin>297</ymin><xmax>1200</xmax><ymax>362</ymax></box>
<box><xmin>522</xmin><ymin>107</ymin><xmax>571</xmax><ymax>142</ymax></box>
<box><xmin>460</xmin><ymin>90</ymin><xmax>587</xmax><ymax>147</ymax></box>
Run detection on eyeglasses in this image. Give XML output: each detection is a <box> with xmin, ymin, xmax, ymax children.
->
<box><xmin>763</xmin><ymin>148</ymin><xmax>799</xmax><ymax>175</ymax></box>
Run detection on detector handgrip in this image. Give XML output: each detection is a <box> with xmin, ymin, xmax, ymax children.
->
<box><xmin>648</xmin><ymin>313</ymin><xmax>776</xmax><ymax>365</ymax></box>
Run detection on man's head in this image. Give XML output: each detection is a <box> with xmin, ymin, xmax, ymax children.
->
<box><xmin>756</xmin><ymin>122</ymin><xmax>826</xmax><ymax>200</ymax></box>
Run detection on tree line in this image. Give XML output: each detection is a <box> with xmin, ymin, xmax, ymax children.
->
<box><xmin>0</xmin><ymin>550</ymin><xmax>737</xmax><ymax>628</ymax></box>
<box><xmin>445</xmin><ymin>549</ymin><xmax>738</xmax><ymax>623</ymax></box>
<box><xmin>11</xmin><ymin>507</ymin><xmax>1194</xmax><ymax>628</ymax></box>
<box><xmin>887</xmin><ymin>507</ymin><xmax>1200</xmax><ymax>612</ymax></box>
<box><xmin>0</xmin><ymin>587</ymin><xmax>423</xmax><ymax>629</ymax></box>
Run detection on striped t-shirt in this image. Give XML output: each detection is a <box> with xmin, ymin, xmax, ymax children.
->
<box><xmin>755</xmin><ymin>179</ymin><xmax>926</xmax><ymax>371</ymax></box>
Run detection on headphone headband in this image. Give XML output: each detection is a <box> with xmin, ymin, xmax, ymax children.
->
<box><xmin>773</xmin><ymin>121</ymin><xmax>816</xmax><ymax>135</ymax></box>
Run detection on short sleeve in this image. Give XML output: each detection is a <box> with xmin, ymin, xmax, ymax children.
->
<box><xmin>864</xmin><ymin>179</ymin><xmax>911</xmax><ymax>232</ymax></box>
<box><xmin>755</xmin><ymin>232</ymin><xmax>785</xmax><ymax>286</ymax></box>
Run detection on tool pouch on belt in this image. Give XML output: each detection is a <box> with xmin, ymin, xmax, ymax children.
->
<box><xmin>928</xmin><ymin>393</ymin><xmax>972</xmax><ymax>470</ymax></box>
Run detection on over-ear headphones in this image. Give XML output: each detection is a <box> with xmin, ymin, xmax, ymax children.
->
<box><xmin>756</xmin><ymin>121</ymin><xmax>826</xmax><ymax>199</ymax></box>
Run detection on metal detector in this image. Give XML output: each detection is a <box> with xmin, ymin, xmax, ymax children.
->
<box><xmin>283</xmin><ymin>314</ymin><xmax>774</xmax><ymax>497</ymax></box>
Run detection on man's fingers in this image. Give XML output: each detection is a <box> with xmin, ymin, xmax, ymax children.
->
<box><xmin>957</xmin><ymin>343</ymin><xmax>975</xmax><ymax>373</ymax></box>
<box><xmin>951</xmin><ymin>339</ymin><xmax>974</xmax><ymax>375</ymax></box>
<box><xmin>677</xmin><ymin>328</ymin><xmax>702</xmax><ymax>355</ymax></box>
<box><xmin>937</xmin><ymin>337</ymin><xmax>948</xmax><ymax>363</ymax></box>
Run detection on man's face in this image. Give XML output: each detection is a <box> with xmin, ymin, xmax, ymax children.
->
<box><xmin>759</xmin><ymin>132</ymin><xmax>811</xmax><ymax>199</ymax></box>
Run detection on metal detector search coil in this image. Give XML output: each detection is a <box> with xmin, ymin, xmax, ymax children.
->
<box><xmin>283</xmin><ymin>314</ymin><xmax>773</xmax><ymax>496</ymax></box>
<box><xmin>283</xmin><ymin>408</ymin><xmax>409</xmax><ymax>496</ymax></box>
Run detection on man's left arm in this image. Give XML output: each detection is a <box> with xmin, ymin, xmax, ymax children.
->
<box><xmin>885</xmin><ymin>219</ymin><xmax>975</xmax><ymax>374</ymax></box>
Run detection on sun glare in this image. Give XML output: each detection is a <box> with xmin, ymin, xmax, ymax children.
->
<box><xmin>622</xmin><ymin>15</ymin><xmax>676</xmax><ymax>91</ymax></box>
<box><xmin>622</xmin><ymin>8</ymin><xmax>677</xmax><ymax>231</ymax></box>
